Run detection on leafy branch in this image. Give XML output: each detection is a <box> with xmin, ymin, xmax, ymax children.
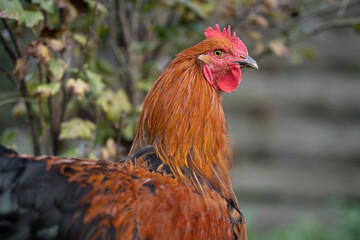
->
<box><xmin>0</xmin><ymin>18</ymin><xmax>41</xmax><ymax>155</ymax></box>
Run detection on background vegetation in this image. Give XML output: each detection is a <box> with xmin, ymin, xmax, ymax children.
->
<box><xmin>1</xmin><ymin>0</ymin><xmax>359</xmax><ymax>238</ymax></box>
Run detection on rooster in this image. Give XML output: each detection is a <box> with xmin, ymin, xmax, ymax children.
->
<box><xmin>0</xmin><ymin>25</ymin><xmax>258</xmax><ymax>240</ymax></box>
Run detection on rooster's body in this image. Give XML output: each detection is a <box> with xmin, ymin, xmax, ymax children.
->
<box><xmin>0</xmin><ymin>25</ymin><xmax>257</xmax><ymax>240</ymax></box>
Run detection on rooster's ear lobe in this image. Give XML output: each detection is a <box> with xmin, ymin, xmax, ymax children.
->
<box><xmin>198</xmin><ymin>54</ymin><xmax>211</xmax><ymax>64</ymax></box>
<box><xmin>203</xmin><ymin>65</ymin><xmax>216</xmax><ymax>90</ymax></box>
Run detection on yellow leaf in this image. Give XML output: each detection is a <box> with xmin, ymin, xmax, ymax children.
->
<box><xmin>12</xmin><ymin>57</ymin><xmax>27</xmax><ymax>79</ymax></box>
<box><xmin>100</xmin><ymin>138</ymin><xmax>118</xmax><ymax>161</ymax></box>
<box><xmin>12</xmin><ymin>101</ymin><xmax>26</xmax><ymax>118</ymax></box>
<box><xmin>48</xmin><ymin>39</ymin><xmax>65</xmax><ymax>51</ymax></box>
<box><xmin>59</xmin><ymin>118</ymin><xmax>95</xmax><ymax>140</ymax></box>
<box><xmin>73</xmin><ymin>33</ymin><xmax>86</xmax><ymax>46</ymax></box>
<box><xmin>247</xmin><ymin>31</ymin><xmax>262</xmax><ymax>40</ymax></box>
<box><xmin>36</xmin><ymin>82</ymin><xmax>61</xmax><ymax>98</ymax></box>
<box><xmin>66</xmin><ymin>78</ymin><xmax>90</xmax><ymax>100</ymax></box>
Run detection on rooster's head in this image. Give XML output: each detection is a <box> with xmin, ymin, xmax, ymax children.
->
<box><xmin>195</xmin><ymin>24</ymin><xmax>258</xmax><ymax>93</ymax></box>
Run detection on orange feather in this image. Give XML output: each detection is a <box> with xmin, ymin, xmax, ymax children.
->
<box><xmin>131</xmin><ymin>37</ymin><xmax>240</xmax><ymax>199</ymax></box>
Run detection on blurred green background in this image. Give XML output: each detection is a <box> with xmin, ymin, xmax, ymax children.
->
<box><xmin>0</xmin><ymin>0</ymin><xmax>359</xmax><ymax>239</ymax></box>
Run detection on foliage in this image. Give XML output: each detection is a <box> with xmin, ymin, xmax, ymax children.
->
<box><xmin>0</xmin><ymin>0</ymin><xmax>359</xmax><ymax>158</ymax></box>
<box><xmin>249</xmin><ymin>200</ymin><xmax>360</xmax><ymax>240</ymax></box>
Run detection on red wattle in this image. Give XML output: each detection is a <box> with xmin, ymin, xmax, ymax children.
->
<box><xmin>217</xmin><ymin>68</ymin><xmax>242</xmax><ymax>93</ymax></box>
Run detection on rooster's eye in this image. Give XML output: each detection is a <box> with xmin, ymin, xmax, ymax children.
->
<box><xmin>214</xmin><ymin>50</ymin><xmax>224</xmax><ymax>58</ymax></box>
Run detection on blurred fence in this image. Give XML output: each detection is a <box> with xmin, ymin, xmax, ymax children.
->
<box><xmin>226</xmin><ymin>29</ymin><xmax>360</xmax><ymax>232</ymax></box>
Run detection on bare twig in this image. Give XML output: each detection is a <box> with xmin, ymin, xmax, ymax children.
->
<box><xmin>2</xmin><ymin>20</ymin><xmax>41</xmax><ymax>154</ymax></box>
<box><xmin>147</xmin><ymin>4</ymin><xmax>177</xmax><ymax>62</ymax></box>
<box><xmin>111</xmin><ymin>41</ymin><xmax>127</xmax><ymax>66</ymax></box>
<box><xmin>60</xmin><ymin>0</ymin><xmax>99</xmax><ymax>122</ymax></box>
<box><xmin>38</xmin><ymin>98</ymin><xmax>49</xmax><ymax>155</ymax></box>
<box><xmin>46</xmin><ymin>74</ymin><xmax>59</xmax><ymax>155</ymax></box>
<box><xmin>0</xmin><ymin>33</ymin><xmax>17</xmax><ymax>64</ymax></box>
<box><xmin>84</xmin><ymin>106</ymin><xmax>99</xmax><ymax>157</ymax></box>
<box><xmin>131</xmin><ymin>0</ymin><xmax>142</xmax><ymax>38</ymax></box>
<box><xmin>0</xmin><ymin>96</ymin><xmax>31</xmax><ymax>106</ymax></box>
<box><xmin>255</xmin><ymin>17</ymin><xmax>360</xmax><ymax>59</ymax></box>
<box><xmin>289</xmin><ymin>17</ymin><xmax>360</xmax><ymax>45</ymax></box>
<box><xmin>2</xmin><ymin>19</ymin><xmax>21</xmax><ymax>57</ymax></box>
<box><xmin>0</xmin><ymin>64</ymin><xmax>17</xmax><ymax>86</ymax></box>
<box><xmin>56</xmin><ymin>0</ymin><xmax>100</xmax><ymax>155</ymax></box>
<box><xmin>38</xmin><ymin>64</ymin><xmax>50</xmax><ymax>155</ymax></box>
<box><xmin>74</xmin><ymin>0</ymin><xmax>99</xmax><ymax>80</ymax></box>
<box><xmin>336</xmin><ymin>0</ymin><xmax>350</xmax><ymax>18</ymax></box>
<box><xmin>116</xmin><ymin>0</ymin><xmax>139</xmax><ymax>104</ymax></box>
<box><xmin>118</xmin><ymin>0</ymin><xmax>131</xmax><ymax>47</ymax></box>
<box><xmin>59</xmin><ymin>78</ymin><xmax>70</xmax><ymax>123</ymax></box>
<box><xmin>19</xmin><ymin>79</ymin><xmax>41</xmax><ymax>155</ymax></box>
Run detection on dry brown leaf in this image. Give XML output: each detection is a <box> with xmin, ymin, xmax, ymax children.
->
<box><xmin>58</xmin><ymin>0</ymin><xmax>78</xmax><ymax>24</ymax></box>
<box><xmin>254</xmin><ymin>42</ymin><xmax>265</xmax><ymax>55</ymax></box>
<box><xmin>269</xmin><ymin>40</ymin><xmax>288</xmax><ymax>57</ymax></box>
<box><xmin>264</xmin><ymin>0</ymin><xmax>279</xmax><ymax>9</ymax></box>
<box><xmin>253</xmin><ymin>15</ymin><xmax>269</xmax><ymax>28</ymax></box>
<box><xmin>39</xmin><ymin>27</ymin><xmax>67</xmax><ymax>40</ymax></box>
<box><xmin>26</xmin><ymin>40</ymin><xmax>51</xmax><ymax>63</ymax></box>
<box><xmin>101</xmin><ymin>138</ymin><xmax>118</xmax><ymax>162</ymax></box>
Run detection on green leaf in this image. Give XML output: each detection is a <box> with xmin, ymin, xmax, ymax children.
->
<box><xmin>84</xmin><ymin>69</ymin><xmax>105</xmax><ymax>96</ymax></box>
<box><xmin>83</xmin><ymin>0</ymin><xmax>108</xmax><ymax>15</ymax></box>
<box><xmin>32</xmin><ymin>0</ymin><xmax>55</xmax><ymax>13</ymax></box>
<box><xmin>59</xmin><ymin>118</ymin><xmax>95</xmax><ymax>140</ymax></box>
<box><xmin>22</xmin><ymin>10</ymin><xmax>44</xmax><ymax>27</ymax></box>
<box><xmin>177</xmin><ymin>0</ymin><xmax>206</xmax><ymax>19</ymax></box>
<box><xmin>73</xmin><ymin>33</ymin><xmax>87</xmax><ymax>46</ymax></box>
<box><xmin>121</xmin><ymin>115</ymin><xmax>137</xmax><ymax>141</ymax></box>
<box><xmin>137</xmin><ymin>81</ymin><xmax>153</xmax><ymax>92</ymax></box>
<box><xmin>115</xmin><ymin>90</ymin><xmax>132</xmax><ymax>114</ymax></box>
<box><xmin>1</xmin><ymin>127</ymin><xmax>19</xmax><ymax>146</ymax></box>
<box><xmin>96</xmin><ymin>90</ymin><xmax>132</xmax><ymax>122</ymax></box>
<box><xmin>354</xmin><ymin>24</ymin><xmax>360</xmax><ymax>32</ymax></box>
<box><xmin>59</xmin><ymin>147</ymin><xmax>79</xmax><ymax>158</ymax></box>
<box><xmin>36</xmin><ymin>82</ymin><xmax>61</xmax><ymax>98</ymax></box>
<box><xmin>121</xmin><ymin>124</ymin><xmax>134</xmax><ymax>141</ymax></box>
<box><xmin>0</xmin><ymin>0</ymin><xmax>24</xmax><ymax>21</ymax></box>
<box><xmin>48</xmin><ymin>58</ymin><xmax>67</xmax><ymax>81</ymax></box>
<box><xmin>299</xmin><ymin>46</ymin><xmax>318</xmax><ymax>61</ymax></box>
<box><xmin>0</xmin><ymin>1</ymin><xmax>44</xmax><ymax>27</ymax></box>
<box><xmin>96</xmin><ymin>58</ymin><xmax>114</xmax><ymax>74</ymax></box>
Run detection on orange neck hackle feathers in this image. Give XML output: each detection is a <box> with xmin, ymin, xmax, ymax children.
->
<box><xmin>131</xmin><ymin>25</ymin><xmax>250</xmax><ymax>199</ymax></box>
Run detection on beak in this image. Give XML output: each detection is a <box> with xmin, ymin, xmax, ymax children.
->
<box><xmin>234</xmin><ymin>56</ymin><xmax>258</xmax><ymax>70</ymax></box>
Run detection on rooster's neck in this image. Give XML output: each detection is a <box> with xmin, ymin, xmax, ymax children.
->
<box><xmin>131</xmin><ymin>55</ymin><xmax>233</xmax><ymax>198</ymax></box>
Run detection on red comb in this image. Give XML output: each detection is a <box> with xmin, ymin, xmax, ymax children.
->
<box><xmin>204</xmin><ymin>24</ymin><xmax>247</xmax><ymax>55</ymax></box>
